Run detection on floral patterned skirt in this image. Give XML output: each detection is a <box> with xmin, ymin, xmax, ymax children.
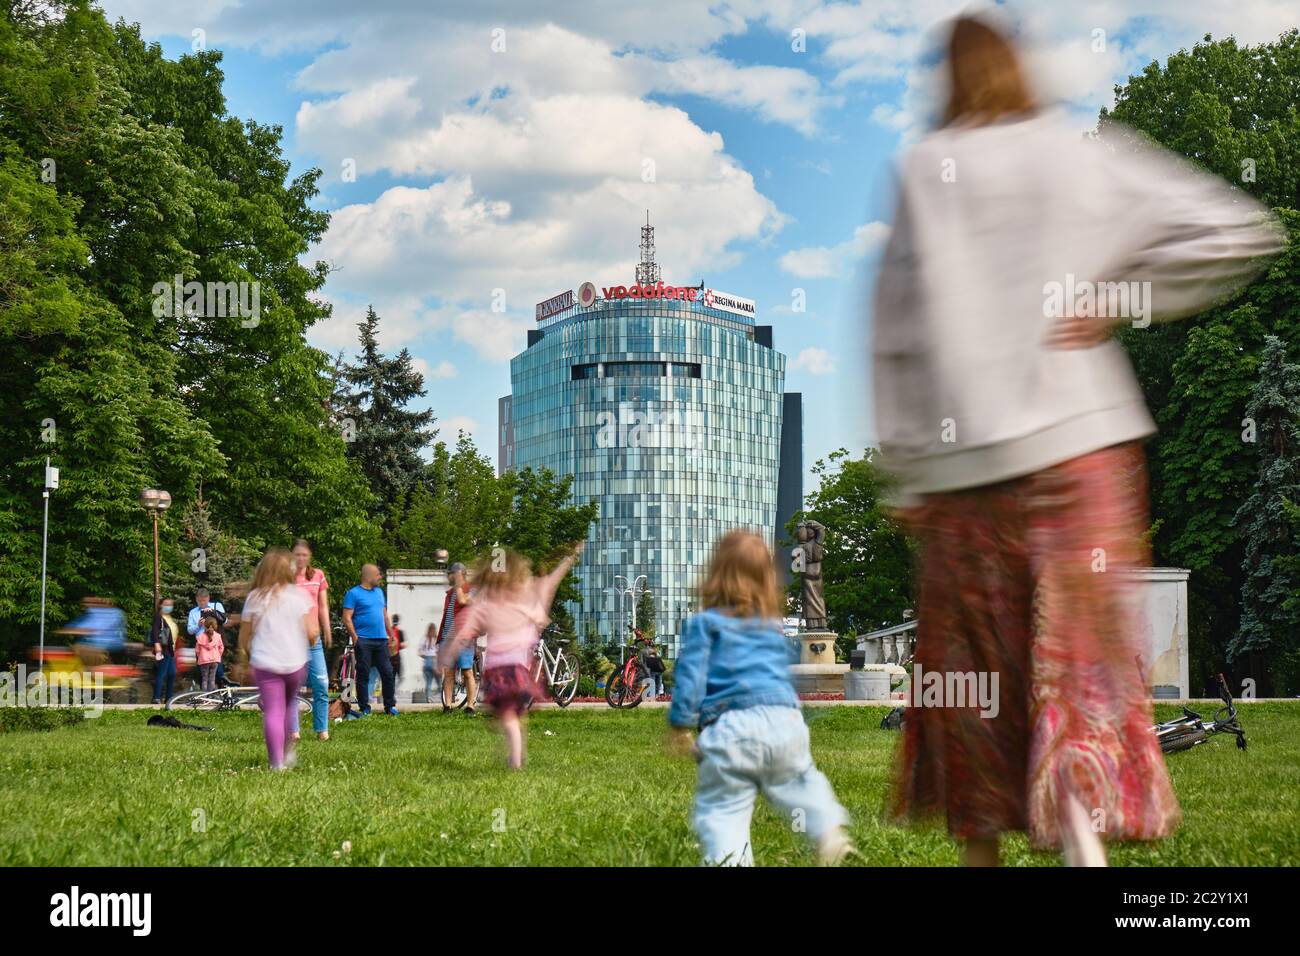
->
<box><xmin>889</xmin><ymin>443</ymin><xmax>1180</xmax><ymax>848</ymax></box>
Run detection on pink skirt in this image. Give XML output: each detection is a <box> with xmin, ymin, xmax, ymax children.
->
<box><xmin>482</xmin><ymin>664</ymin><xmax>540</xmax><ymax>715</ymax></box>
<box><xmin>889</xmin><ymin>443</ymin><xmax>1180</xmax><ymax>848</ymax></box>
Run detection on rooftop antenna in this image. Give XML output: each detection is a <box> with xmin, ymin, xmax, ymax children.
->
<box><xmin>636</xmin><ymin>209</ymin><xmax>661</xmax><ymax>286</ymax></box>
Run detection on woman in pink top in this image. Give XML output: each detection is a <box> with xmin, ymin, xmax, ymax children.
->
<box><xmin>292</xmin><ymin>539</ymin><xmax>332</xmax><ymax>741</ymax></box>
<box><xmin>440</xmin><ymin>541</ymin><xmax>584</xmax><ymax>769</ymax></box>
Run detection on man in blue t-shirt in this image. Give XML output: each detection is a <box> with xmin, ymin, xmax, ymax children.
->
<box><xmin>342</xmin><ymin>564</ymin><xmax>396</xmax><ymax>715</ymax></box>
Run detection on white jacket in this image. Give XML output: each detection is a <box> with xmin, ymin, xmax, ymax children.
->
<box><xmin>871</xmin><ymin>110</ymin><xmax>1284</xmax><ymax>502</ymax></box>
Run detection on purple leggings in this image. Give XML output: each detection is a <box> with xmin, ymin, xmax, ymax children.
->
<box><xmin>252</xmin><ymin>665</ymin><xmax>306</xmax><ymax>769</ymax></box>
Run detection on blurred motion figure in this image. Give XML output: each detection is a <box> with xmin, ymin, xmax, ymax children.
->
<box><xmin>872</xmin><ymin>14</ymin><xmax>1284</xmax><ymax>866</ymax></box>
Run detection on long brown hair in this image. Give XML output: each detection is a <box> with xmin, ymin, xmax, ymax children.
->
<box><xmin>251</xmin><ymin>547</ymin><xmax>296</xmax><ymax>593</ymax></box>
<box><xmin>471</xmin><ymin>547</ymin><xmax>532</xmax><ymax>597</ymax></box>
<box><xmin>941</xmin><ymin>15</ymin><xmax>1035</xmax><ymax>128</ymax></box>
<box><xmin>698</xmin><ymin>530</ymin><xmax>783</xmax><ymax>619</ymax></box>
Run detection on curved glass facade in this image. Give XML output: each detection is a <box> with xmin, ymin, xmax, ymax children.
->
<box><xmin>504</xmin><ymin>295</ymin><xmax>790</xmax><ymax>651</ymax></box>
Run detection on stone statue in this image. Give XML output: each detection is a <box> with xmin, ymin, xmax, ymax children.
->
<box><xmin>795</xmin><ymin>520</ymin><xmax>828</xmax><ymax>632</ymax></box>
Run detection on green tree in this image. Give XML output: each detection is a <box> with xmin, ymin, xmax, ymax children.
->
<box><xmin>0</xmin><ymin>4</ymin><xmax>211</xmax><ymax>659</ymax></box>
<box><xmin>0</xmin><ymin>1</ymin><xmax>375</xmax><ymax>663</ymax></box>
<box><xmin>635</xmin><ymin>588</ymin><xmax>657</xmax><ymax>642</ymax></box>
<box><xmin>1231</xmin><ymin>336</ymin><xmax>1300</xmax><ymax>693</ymax></box>
<box><xmin>382</xmin><ymin>430</ymin><xmax>511</xmax><ymax>567</ymax></box>
<box><xmin>381</xmin><ymin>437</ymin><xmax>597</xmax><ymax>624</ymax></box>
<box><xmin>1101</xmin><ymin>30</ymin><xmax>1300</xmax><ymax>691</ymax></box>
<box><xmin>159</xmin><ymin>496</ymin><xmax>259</xmax><ymax>616</ymax></box>
<box><xmin>786</xmin><ymin>449</ymin><xmax>914</xmax><ymax>636</ymax></box>
<box><xmin>335</xmin><ymin>306</ymin><xmax>436</xmax><ymax>515</ymax></box>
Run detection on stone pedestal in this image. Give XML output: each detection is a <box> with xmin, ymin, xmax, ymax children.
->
<box><xmin>844</xmin><ymin>664</ymin><xmax>909</xmax><ymax>701</ymax></box>
<box><xmin>790</xmin><ymin>631</ymin><xmax>849</xmax><ymax>694</ymax></box>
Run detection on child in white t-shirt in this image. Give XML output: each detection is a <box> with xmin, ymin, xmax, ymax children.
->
<box><xmin>238</xmin><ymin>548</ymin><xmax>319</xmax><ymax>769</ymax></box>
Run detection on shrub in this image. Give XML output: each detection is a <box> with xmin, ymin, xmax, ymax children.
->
<box><xmin>0</xmin><ymin>708</ymin><xmax>86</xmax><ymax>734</ymax></box>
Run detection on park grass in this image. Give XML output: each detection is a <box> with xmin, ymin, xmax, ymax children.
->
<box><xmin>0</xmin><ymin>703</ymin><xmax>1297</xmax><ymax>866</ymax></box>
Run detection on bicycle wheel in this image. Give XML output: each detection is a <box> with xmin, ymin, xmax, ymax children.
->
<box><xmin>1160</xmin><ymin>727</ymin><xmax>1206</xmax><ymax>753</ymax></box>
<box><xmin>604</xmin><ymin>670</ymin><xmax>628</xmax><ymax>708</ymax></box>
<box><xmin>168</xmin><ymin>688</ymin><xmax>234</xmax><ymax>711</ymax></box>
<box><xmin>445</xmin><ymin>671</ymin><xmax>468</xmax><ymax>709</ymax></box>
<box><xmin>549</xmin><ymin>653</ymin><xmax>580</xmax><ymax>707</ymax></box>
<box><xmin>623</xmin><ymin>666</ymin><xmax>647</xmax><ymax>710</ymax></box>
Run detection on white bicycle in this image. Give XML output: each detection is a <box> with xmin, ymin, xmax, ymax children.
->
<box><xmin>530</xmin><ymin>625</ymin><xmax>581</xmax><ymax>708</ymax></box>
<box><xmin>168</xmin><ymin>684</ymin><xmax>311</xmax><ymax>713</ymax></box>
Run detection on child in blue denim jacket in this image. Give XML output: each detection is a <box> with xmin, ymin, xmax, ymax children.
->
<box><xmin>668</xmin><ymin>530</ymin><xmax>853</xmax><ymax>866</ymax></box>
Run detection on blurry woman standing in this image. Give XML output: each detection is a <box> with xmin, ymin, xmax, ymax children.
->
<box><xmin>292</xmin><ymin>538</ymin><xmax>332</xmax><ymax>742</ymax></box>
<box><xmin>873</xmin><ymin>15</ymin><xmax>1283</xmax><ymax>865</ymax></box>
<box><xmin>150</xmin><ymin>597</ymin><xmax>180</xmax><ymax>705</ymax></box>
<box><xmin>238</xmin><ymin>548</ymin><xmax>320</xmax><ymax>770</ymax></box>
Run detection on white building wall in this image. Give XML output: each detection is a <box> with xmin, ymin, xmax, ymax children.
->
<box><xmin>385</xmin><ymin>569</ymin><xmax>450</xmax><ymax>700</ymax></box>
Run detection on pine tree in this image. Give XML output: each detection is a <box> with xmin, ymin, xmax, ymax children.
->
<box><xmin>336</xmin><ymin>306</ymin><xmax>437</xmax><ymax>514</ymax></box>
<box><xmin>1231</xmin><ymin>336</ymin><xmax>1300</xmax><ymax>693</ymax></box>
<box><xmin>635</xmin><ymin>588</ymin><xmax>657</xmax><ymax>642</ymax></box>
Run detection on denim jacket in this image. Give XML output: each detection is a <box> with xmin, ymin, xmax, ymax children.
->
<box><xmin>668</xmin><ymin>609</ymin><xmax>799</xmax><ymax>729</ymax></box>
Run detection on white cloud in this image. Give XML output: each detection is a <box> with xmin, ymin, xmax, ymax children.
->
<box><xmin>791</xmin><ymin>346</ymin><xmax>837</xmax><ymax>376</ymax></box>
<box><xmin>413</xmin><ymin>357</ymin><xmax>458</xmax><ymax>381</ymax></box>
<box><xmin>441</xmin><ymin>415</ymin><xmax>479</xmax><ymax>440</ymax></box>
<box><xmin>779</xmin><ymin>221</ymin><xmax>889</xmax><ymax>279</ymax></box>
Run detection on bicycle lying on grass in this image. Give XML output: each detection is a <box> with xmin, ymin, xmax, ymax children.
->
<box><xmin>168</xmin><ymin>684</ymin><xmax>311</xmax><ymax>713</ymax></box>
<box><xmin>1152</xmin><ymin>673</ymin><xmax>1246</xmax><ymax>753</ymax></box>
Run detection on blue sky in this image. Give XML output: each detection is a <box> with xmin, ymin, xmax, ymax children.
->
<box><xmin>102</xmin><ymin>0</ymin><xmax>1298</xmax><ymax>492</ymax></box>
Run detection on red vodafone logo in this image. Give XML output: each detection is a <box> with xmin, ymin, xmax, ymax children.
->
<box><xmin>577</xmin><ymin>281</ymin><xmax>597</xmax><ymax>307</ymax></box>
<box><xmin>600</xmin><ymin>281</ymin><xmax>699</xmax><ymax>302</ymax></box>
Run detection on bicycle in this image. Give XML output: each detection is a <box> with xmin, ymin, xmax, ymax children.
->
<box><xmin>1152</xmin><ymin>673</ymin><xmax>1246</xmax><ymax>753</ymax></box>
<box><xmin>529</xmin><ymin>625</ymin><xmax>581</xmax><ymax>708</ymax></box>
<box><xmin>330</xmin><ymin>638</ymin><xmax>359</xmax><ymax>719</ymax></box>
<box><xmin>605</xmin><ymin>626</ymin><xmax>654</xmax><ymax>709</ymax></box>
<box><xmin>445</xmin><ymin>642</ymin><xmax>484</xmax><ymax>710</ymax></box>
<box><xmin>168</xmin><ymin>683</ymin><xmax>311</xmax><ymax>713</ymax></box>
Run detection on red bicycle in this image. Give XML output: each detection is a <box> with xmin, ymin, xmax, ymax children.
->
<box><xmin>605</xmin><ymin>626</ymin><xmax>654</xmax><ymax>708</ymax></box>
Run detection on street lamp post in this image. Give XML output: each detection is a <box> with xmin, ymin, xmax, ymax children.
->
<box><xmin>611</xmin><ymin>574</ymin><xmax>649</xmax><ymax>664</ymax></box>
<box><xmin>37</xmin><ymin>458</ymin><xmax>59</xmax><ymax>674</ymax></box>
<box><xmin>138</xmin><ymin>488</ymin><xmax>172</xmax><ymax>606</ymax></box>
<box><xmin>603</xmin><ymin>585</ymin><xmax>626</xmax><ymax>663</ymax></box>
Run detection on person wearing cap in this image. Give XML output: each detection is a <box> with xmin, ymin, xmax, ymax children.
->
<box><xmin>437</xmin><ymin>562</ymin><xmax>474</xmax><ymax>714</ymax></box>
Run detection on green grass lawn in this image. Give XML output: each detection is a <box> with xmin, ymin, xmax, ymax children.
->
<box><xmin>0</xmin><ymin>703</ymin><xmax>1297</xmax><ymax>866</ymax></box>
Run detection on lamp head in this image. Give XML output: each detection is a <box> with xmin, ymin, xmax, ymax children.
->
<box><xmin>139</xmin><ymin>488</ymin><xmax>173</xmax><ymax>514</ymax></box>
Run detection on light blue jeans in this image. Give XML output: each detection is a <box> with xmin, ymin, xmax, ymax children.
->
<box><xmin>290</xmin><ymin>640</ymin><xmax>330</xmax><ymax>736</ymax></box>
<box><xmin>421</xmin><ymin>657</ymin><xmax>438</xmax><ymax>702</ymax></box>
<box><xmin>692</xmin><ymin>705</ymin><xmax>848</xmax><ymax>866</ymax></box>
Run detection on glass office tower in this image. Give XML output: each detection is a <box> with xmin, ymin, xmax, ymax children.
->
<box><xmin>500</xmin><ymin>229</ymin><xmax>799</xmax><ymax>652</ymax></box>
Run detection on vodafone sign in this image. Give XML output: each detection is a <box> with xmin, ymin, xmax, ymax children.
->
<box><xmin>584</xmin><ymin>281</ymin><xmax>757</xmax><ymax>318</ymax></box>
<box><xmin>600</xmin><ymin>281</ymin><xmax>701</xmax><ymax>302</ymax></box>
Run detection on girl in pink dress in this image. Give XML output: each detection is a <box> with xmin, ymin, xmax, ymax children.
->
<box><xmin>440</xmin><ymin>542</ymin><xmax>584</xmax><ymax>769</ymax></box>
